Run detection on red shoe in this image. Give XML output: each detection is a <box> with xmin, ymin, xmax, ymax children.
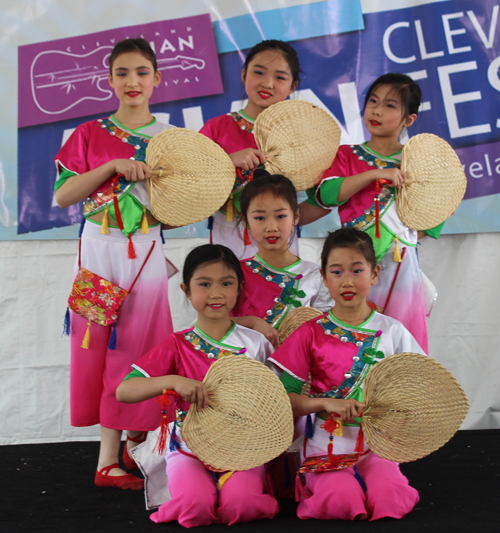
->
<box><xmin>122</xmin><ymin>431</ymin><xmax>148</xmax><ymax>471</ymax></box>
<box><xmin>95</xmin><ymin>463</ymin><xmax>144</xmax><ymax>490</ymax></box>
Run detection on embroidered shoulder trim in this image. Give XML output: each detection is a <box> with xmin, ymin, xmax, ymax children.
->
<box><xmin>183</xmin><ymin>328</ymin><xmax>245</xmax><ymax>360</ymax></box>
<box><xmin>245</xmin><ymin>258</ymin><xmax>306</xmax><ymax>328</ymax></box>
<box><xmin>313</xmin><ymin>315</ymin><xmax>384</xmax><ymax>399</ymax></box>
<box><xmin>230</xmin><ymin>111</ymin><xmax>254</xmax><ymax>133</ymax></box>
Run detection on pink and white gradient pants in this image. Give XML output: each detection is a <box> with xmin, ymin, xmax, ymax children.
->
<box><xmin>296</xmin><ymin>452</ymin><xmax>419</xmax><ymax>521</ymax></box>
<box><xmin>150</xmin><ymin>452</ymin><xmax>279</xmax><ymax>528</ymax></box>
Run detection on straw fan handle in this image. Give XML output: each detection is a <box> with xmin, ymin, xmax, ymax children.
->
<box><xmin>379</xmin><ymin>179</ymin><xmax>391</xmax><ymax>185</ymax></box>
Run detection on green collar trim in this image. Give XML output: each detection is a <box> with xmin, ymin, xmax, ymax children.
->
<box><xmin>194</xmin><ymin>322</ymin><xmax>239</xmax><ymax>348</ymax></box>
<box><xmin>110</xmin><ymin>114</ymin><xmax>156</xmax><ymax>137</ymax></box>
<box><xmin>255</xmin><ymin>254</ymin><xmax>302</xmax><ymax>273</ymax></box>
<box><xmin>362</xmin><ymin>142</ymin><xmax>402</xmax><ymax>161</ymax></box>
<box><xmin>328</xmin><ymin>309</ymin><xmax>376</xmax><ymax>331</ymax></box>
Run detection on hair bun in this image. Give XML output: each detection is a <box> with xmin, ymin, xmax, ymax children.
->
<box><xmin>252</xmin><ymin>167</ymin><xmax>271</xmax><ymax>180</ymax></box>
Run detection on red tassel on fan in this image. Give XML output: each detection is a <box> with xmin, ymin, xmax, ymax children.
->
<box><xmin>243</xmin><ymin>227</ymin><xmax>252</xmax><ymax>246</ymax></box>
<box><xmin>154</xmin><ymin>389</ymin><xmax>182</xmax><ymax>455</ymax></box>
<box><xmin>375</xmin><ymin>180</ymin><xmax>381</xmax><ymax>239</ymax></box>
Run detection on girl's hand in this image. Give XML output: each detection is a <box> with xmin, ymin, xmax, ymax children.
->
<box><xmin>173</xmin><ymin>376</ymin><xmax>209</xmax><ymax>411</ymax></box>
<box><xmin>376</xmin><ymin>168</ymin><xmax>406</xmax><ymax>188</ymax></box>
<box><xmin>113</xmin><ymin>159</ymin><xmax>152</xmax><ymax>182</ymax></box>
<box><xmin>323</xmin><ymin>398</ymin><xmax>364</xmax><ymax>422</ymax></box>
<box><xmin>250</xmin><ymin>317</ymin><xmax>280</xmax><ymax>349</ymax></box>
<box><xmin>229</xmin><ymin>148</ymin><xmax>266</xmax><ymax>171</ymax></box>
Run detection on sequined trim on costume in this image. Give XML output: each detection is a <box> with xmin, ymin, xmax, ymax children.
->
<box><xmin>230</xmin><ymin>111</ymin><xmax>254</xmax><ymax>133</ymax></box>
<box><xmin>313</xmin><ymin>314</ymin><xmax>384</xmax><ymax>399</ymax></box>
<box><xmin>245</xmin><ymin>258</ymin><xmax>305</xmax><ymax>328</ymax></box>
<box><xmin>183</xmin><ymin>328</ymin><xmax>245</xmax><ymax>361</ymax></box>
<box><xmin>342</xmin><ymin>145</ymin><xmax>398</xmax><ymax>231</ymax></box>
<box><xmin>83</xmin><ymin>118</ymin><xmax>149</xmax><ymax>215</ymax></box>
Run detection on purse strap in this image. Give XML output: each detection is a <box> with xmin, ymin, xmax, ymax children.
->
<box><xmin>78</xmin><ymin>239</ymin><xmax>156</xmax><ymax>292</ymax></box>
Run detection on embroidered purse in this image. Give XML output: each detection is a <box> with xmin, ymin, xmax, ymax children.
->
<box><xmin>64</xmin><ymin>239</ymin><xmax>156</xmax><ymax>349</ymax></box>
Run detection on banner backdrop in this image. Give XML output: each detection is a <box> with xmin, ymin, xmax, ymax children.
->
<box><xmin>10</xmin><ymin>0</ymin><xmax>500</xmax><ymax>239</ymax></box>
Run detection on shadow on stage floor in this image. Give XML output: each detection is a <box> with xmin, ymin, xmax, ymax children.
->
<box><xmin>4</xmin><ymin>429</ymin><xmax>499</xmax><ymax>533</ymax></box>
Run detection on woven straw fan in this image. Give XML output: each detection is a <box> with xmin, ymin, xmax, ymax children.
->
<box><xmin>146</xmin><ymin>128</ymin><xmax>236</xmax><ymax>227</ymax></box>
<box><xmin>181</xmin><ymin>355</ymin><xmax>294</xmax><ymax>472</ymax></box>
<box><xmin>254</xmin><ymin>100</ymin><xmax>341</xmax><ymax>191</ymax></box>
<box><xmin>398</xmin><ymin>133</ymin><xmax>467</xmax><ymax>230</ymax></box>
<box><xmin>359</xmin><ymin>352</ymin><xmax>469</xmax><ymax>463</ymax></box>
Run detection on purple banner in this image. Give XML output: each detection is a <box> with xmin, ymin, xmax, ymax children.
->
<box><xmin>18</xmin><ymin>14</ymin><xmax>223</xmax><ymax>128</ymax></box>
<box><xmin>457</xmin><ymin>140</ymin><xmax>500</xmax><ymax>200</ymax></box>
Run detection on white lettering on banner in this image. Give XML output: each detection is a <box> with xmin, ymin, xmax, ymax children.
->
<box><xmin>467</xmin><ymin>6</ymin><xmax>499</xmax><ymax>49</ymax></box>
<box><xmin>464</xmin><ymin>153</ymin><xmax>500</xmax><ymax>179</ymax></box>
<box><xmin>383</xmin><ymin>22</ymin><xmax>416</xmax><ymax>64</ymax></box>
<box><xmin>487</xmin><ymin>55</ymin><xmax>500</xmax><ymax>91</ymax></box>
<box><xmin>442</xmin><ymin>12</ymin><xmax>472</xmax><ymax>55</ymax></box>
<box><xmin>415</xmin><ymin>20</ymin><xmax>444</xmax><ymax>60</ymax></box>
<box><xmin>160</xmin><ymin>39</ymin><xmax>176</xmax><ymax>53</ymax></box>
<box><xmin>179</xmin><ymin>36</ymin><xmax>194</xmax><ymax>51</ymax></box>
<box><xmin>438</xmin><ymin>61</ymin><xmax>491</xmax><ymax>138</ymax></box>
<box><xmin>384</xmin><ymin>6</ymin><xmax>499</xmax><ymax>64</ymax></box>
<box><xmin>406</xmin><ymin>69</ymin><xmax>432</xmax><ymax>112</ymax></box>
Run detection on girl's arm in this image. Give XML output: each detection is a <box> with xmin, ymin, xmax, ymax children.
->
<box><xmin>232</xmin><ymin>316</ymin><xmax>279</xmax><ymax>348</ymax></box>
<box><xmin>116</xmin><ymin>375</ymin><xmax>209</xmax><ymax>411</ymax></box>
<box><xmin>55</xmin><ymin>159</ymin><xmax>152</xmax><ymax>209</ymax></box>
<box><xmin>288</xmin><ymin>392</ymin><xmax>364</xmax><ymax>422</ymax></box>
<box><xmin>298</xmin><ymin>200</ymin><xmax>330</xmax><ymax>225</ymax></box>
<box><xmin>336</xmin><ymin>167</ymin><xmax>406</xmax><ymax>203</ymax></box>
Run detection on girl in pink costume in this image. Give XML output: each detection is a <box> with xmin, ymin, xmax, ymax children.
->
<box><xmin>55</xmin><ymin>39</ymin><xmax>175</xmax><ymax>489</ymax></box>
<box><xmin>269</xmin><ymin>228</ymin><xmax>424</xmax><ymax>521</ymax></box>
<box><xmin>300</xmin><ymin>73</ymin><xmax>445</xmax><ymax>354</ymax></box>
<box><xmin>116</xmin><ymin>244</ymin><xmax>279</xmax><ymax>527</ymax></box>
<box><xmin>230</xmin><ymin>171</ymin><xmax>333</xmax><ymax>345</ymax></box>
<box><xmin>200</xmin><ymin>39</ymin><xmax>301</xmax><ymax>259</ymax></box>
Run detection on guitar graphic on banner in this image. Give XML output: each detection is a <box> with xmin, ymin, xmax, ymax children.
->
<box><xmin>30</xmin><ymin>46</ymin><xmax>206</xmax><ymax>116</ymax></box>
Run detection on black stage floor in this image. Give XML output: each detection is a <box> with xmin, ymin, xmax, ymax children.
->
<box><xmin>4</xmin><ymin>429</ymin><xmax>499</xmax><ymax>532</ymax></box>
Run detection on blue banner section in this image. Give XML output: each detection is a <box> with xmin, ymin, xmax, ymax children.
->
<box><xmin>15</xmin><ymin>0</ymin><xmax>500</xmax><ymax>238</ymax></box>
<box><xmin>213</xmin><ymin>0</ymin><xmax>364</xmax><ymax>53</ymax></box>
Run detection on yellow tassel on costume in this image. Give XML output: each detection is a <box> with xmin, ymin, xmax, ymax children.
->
<box><xmin>101</xmin><ymin>206</ymin><xmax>109</xmax><ymax>234</ymax></box>
<box><xmin>393</xmin><ymin>235</ymin><xmax>402</xmax><ymax>263</ymax></box>
<box><xmin>334</xmin><ymin>420</ymin><xmax>343</xmax><ymax>437</ymax></box>
<box><xmin>141</xmin><ymin>206</ymin><xmax>149</xmax><ymax>234</ymax></box>
<box><xmin>226</xmin><ymin>193</ymin><xmax>234</xmax><ymax>221</ymax></box>
<box><xmin>217</xmin><ymin>471</ymin><xmax>235</xmax><ymax>490</ymax></box>
<box><xmin>81</xmin><ymin>320</ymin><xmax>91</xmax><ymax>349</ymax></box>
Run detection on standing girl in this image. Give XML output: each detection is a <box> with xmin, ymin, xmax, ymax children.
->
<box><xmin>116</xmin><ymin>244</ymin><xmax>279</xmax><ymax>527</ymax></box>
<box><xmin>269</xmin><ymin>228</ymin><xmax>423</xmax><ymax>521</ymax></box>
<box><xmin>300</xmin><ymin>73</ymin><xmax>445</xmax><ymax>353</ymax></box>
<box><xmin>55</xmin><ymin>39</ymin><xmax>175</xmax><ymax>489</ymax></box>
<box><xmin>200</xmin><ymin>39</ymin><xmax>301</xmax><ymax>258</ymax></box>
<box><xmin>231</xmin><ymin>171</ymin><xmax>332</xmax><ymax>340</ymax></box>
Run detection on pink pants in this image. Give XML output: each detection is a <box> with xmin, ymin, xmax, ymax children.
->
<box><xmin>296</xmin><ymin>452</ymin><xmax>419</xmax><ymax>521</ymax></box>
<box><xmin>150</xmin><ymin>452</ymin><xmax>279</xmax><ymax>528</ymax></box>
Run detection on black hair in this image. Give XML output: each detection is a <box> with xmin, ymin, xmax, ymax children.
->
<box><xmin>364</xmin><ymin>73</ymin><xmax>421</xmax><ymax>124</ymax></box>
<box><xmin>109</xmin><ymin>38</ymin><xmax>157</xmax><ymax>73</ymax></box>
<box><xmin>182</xmin><ymin>244</ymin><xmax>244</xmax><ymax>294</ymax></box>
<box><xmin>243</xmin><ymin>39</ymin><xmax>302</xmax><ymax>86</ymax></box>
<box><xmin>321</xmin><ymin>228</ymin><xmax>377</xmax><ymax>274</ymax></box>
<box><xmin>239</xmin><ymin>169</ymin><xmax>299</xmax><ymax>225</ymax></box>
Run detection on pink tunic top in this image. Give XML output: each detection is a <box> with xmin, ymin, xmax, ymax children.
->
<box><xmin>133</xmin><ymin>323</ymin><xmax>273</xmax><ymax>413</ymax></box>
<box><xmin>230</xmin><ymin>255</ymin><xmax>332</xmax><ymax>329</ymax></box>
